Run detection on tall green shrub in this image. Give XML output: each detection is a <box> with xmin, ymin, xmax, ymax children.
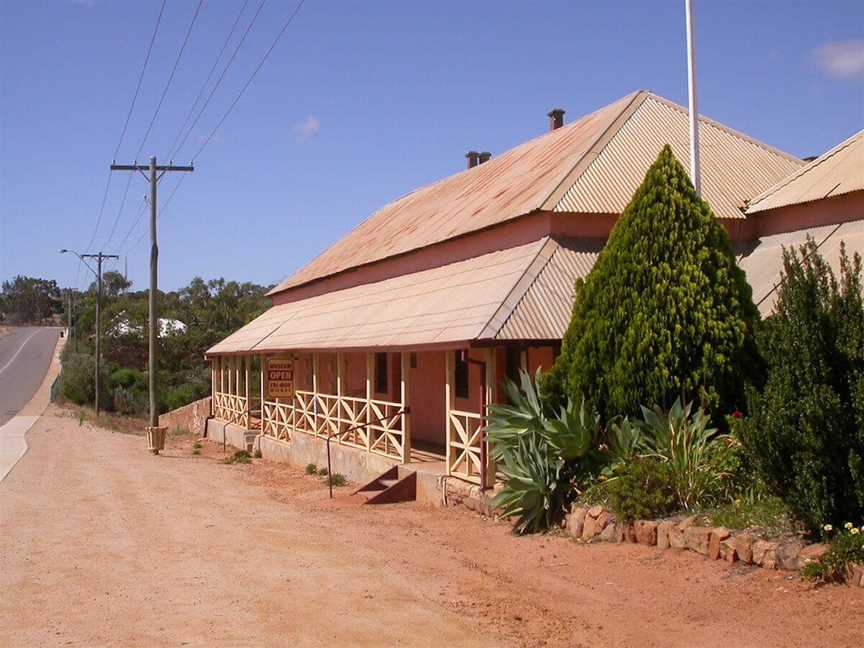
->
<box><xmin>545</xmin><ymin>145</ymin><xmax>760</xmax><ymax>421</ymax></box>
<box><xmin>743</xmin><ymin>240</ymin><xmax>864</xmax><ymax>532</ymax></box>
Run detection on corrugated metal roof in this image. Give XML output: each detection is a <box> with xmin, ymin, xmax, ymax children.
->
<box><xmin>209</xmin><ymin>239</ymin><xmax>551</xmax><ymax>354</ymax></box>
<box><xmin>270</xmin><ymin>91</ymin><xmax>802</xmax><ymax>295</ymax></box>
<box><xmin>746</xmin><ymin>129</ymin><xmax>864</xmax><ymax>214</ymax></box>
<box><xmin>269</xmin><ymin>92</ymin><xmax>638</xmax><ymax>295</ymax></box>
<box><xmin>739</xmin><ymin>219</ymin><xmax>864</xmax><ymax>316</ymax></box>
<box><xmin>554</xmin><ymin>94</ymin><xmax>803</xmax><ymax>219</ymax></box>
<box><xmin>496</xmin><ymin>239</ymin><xmax>600</xmax><ymax>340</ymax></box>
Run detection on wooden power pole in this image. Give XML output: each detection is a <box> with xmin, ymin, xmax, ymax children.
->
<box><xmin>80</xmin><ymin>252</ymin><xmax>119</xmax><ymax>415</ymax></box>
<box><xmin>110</xmin><ymin>157</ymin><xmax>193</xmax><ymax>428</ymax></box>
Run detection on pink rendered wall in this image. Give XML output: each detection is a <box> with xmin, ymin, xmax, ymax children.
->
<box><xmin>526</xmin><ymin>346</ymin><xmax>556</xmax><ymax>374</ymax></box>
<box><xmin>752</xmin><ymin>192</ymin><xmax>864</xmax><ymax>238</ymax></box>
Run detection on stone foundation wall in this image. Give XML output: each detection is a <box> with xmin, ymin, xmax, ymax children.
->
<box><xmin>159</xmin><ymin>397</ymin><xmax>211</xmax><ymax>437</ymax></box>
<box><xmin>565</xmin><ymin>505</ymin><xmax>864</xmax><ymax>587</ymax></box>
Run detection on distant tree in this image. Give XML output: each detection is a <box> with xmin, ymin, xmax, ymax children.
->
<box><xmin>0</xmin><ymin>275</ymin><xmax>62</xmax><ymax>323</ymax></box>
<box><xmin>544</xmin><ymin>145</ymin><xmax>761</xmax><ymax>421</ymax></box>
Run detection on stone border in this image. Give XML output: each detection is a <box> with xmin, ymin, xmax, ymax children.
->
<box><xmin>565</xmin><ymin>505</ymin><xmax>864</xmax><ymax>587</ymax></box>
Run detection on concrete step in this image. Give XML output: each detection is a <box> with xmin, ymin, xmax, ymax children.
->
<box><xmin>353</xmin><ymin>467</ymin><xmax>417</xmax><ymax>505</ymax></box>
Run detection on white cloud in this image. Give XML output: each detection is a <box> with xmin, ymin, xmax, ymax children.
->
<box><xmin>813</xmin><ymin>40</ymin><xmax>864</xmax><ymax>80</ymax></box>
<box><xmin>292</xmin><ymin>115</ymin><xmax>320</xmax><ymax>142</ymax></box>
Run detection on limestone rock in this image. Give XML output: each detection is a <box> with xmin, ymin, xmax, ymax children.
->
<box><xmin>720</xmin><ymin>537</ymin><xmax>737</xmax><ymax>563</ymax></box>
<box><xmin>798</xmin><ymin>543</ymin><xmax>828</xmax><ymax>567</ymax></box>
<box><xmin>599</xmin><ymin>521</ymin><xmax>619</xmax><ymax>543</ymax></box>
<box><xmin>634</xmin><ymin>520</ymin><xmax>658</xmax><ymax>546</ymax></box>
<box><xmin>567</xmin><ymin>507</ymin><xmax>588</xmax><ymax>538</ymax></box>
<box><xmin>684</xmin><ymin>527</ymin><xmax>713</xmax><ymax>555</ymax></box>
<box><xmin>582</xmin><ymin>510</ymin><xmax>610</xmax><ymax>539</ymax></box>
<box><xmin>657</xmin><ymin>521</ymin><xmax>673</xmax><ymax>550</ymax></box>
<box><xmin>708</xmin><ymin>527</ymin><xmax>731</xmax><ymax>560</ymax></box>
<box><xmin>753</xmin><ymin>540</ymin><xmax>778</xmax><ymax>569</ymax></box>
<box><xmin>735</xmin><ymin>533</ymin><xmax>754</xmax><ymax>564</ymax></box>
<box><xmin>777</xmin><ymin>541</ymin><xmax>804</xmax><ymax>571</ymax></box>
<box><xmin>588</xmin><ymin>505</ymin><xmax>604</xmax><ymax>518</ymax></box>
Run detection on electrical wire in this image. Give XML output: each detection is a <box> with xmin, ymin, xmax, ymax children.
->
<box><xmin>73</xmin><ymin>0</ymin><xmax>167</xmax><ymax>291</ymax></box>
<box><xmin>169</xmin><ymin>0</ymin><xmax>268</xmax><ymax>161</ymax></box>
<box><xmin>166</xmin><ymin>0</ymin><xmax>252</xmax><ymax>161</ymax></box>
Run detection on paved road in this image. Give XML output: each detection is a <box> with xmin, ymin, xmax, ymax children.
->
<box><xmin>0</xmin><ymin>327</ymin><xmax>60</xmax><ymax>426</ymax></box>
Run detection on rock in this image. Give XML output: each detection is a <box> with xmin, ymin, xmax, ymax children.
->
<box><xmin>684</xmin><ymin>527</ymin><xmax>713</xmax><ymax>555</ymax></box>
<box><xmin>753</xmin><ymin>540</ymin><xmax>778</xmax><ymax>569</ymax></box>
<box><xmin>798</xmin><ymin>543</ymin><xmax>828</xmax><ymax>567</ymax></box>
<box><xmin>678</xmin><ymin>515</ymin><xmax>698</xmax><ymax>530</ymax></box>
<box><xmin>735</xmin><ymin>533</ymin><xmax>754</xmax><ymax>564</ymax></box>
<box><xmin>588</xmin><ymin>505</ymin><xmax>604</xmax><ymax>518</ymax></box>
<box><xmin>720</xmin><ymin>538</ymin><xmax>737</xmax><ymax>563</ymax></box>
<box><xmin>846</xmin><ymin>563</ymin><xmax>864</xmax><ymax>587</ymax></box>
<box><xmin>657</xmin><ymin>521</ymin><xmax>673</xmax><ymax>550</ymax></box>
<box><xmin>567</xmin><ymin>507</ymin><xmax>588</xmax><ymax>538</ymax></box>
<box><xmin>634</xmin><ymin>520</ymin><xmax>658</xmax><ymax>546</ymax></box>
<box><xmin>622</xmin><ymin>523</ymin><xmax>637</xmax><ymax>543</ymax></box>
<box><xmin>708</xmin><ymin>528</ymin><xmax>731</xmax><ymax>560</ymax></box>
<box><xmin>668</xmin><ymin>524</ymin><xmax>686</xmax><ymax>550</ymax></box>
<box><xmin>777</xmin><ymin>541</ymin><xmax>804</xmax><ymax>571</ymax></box>
<box><xmin>582</xmin><ymin>510</ymin><xmax>610</xmax><ymax>539</ymax></box>
<box><xmin>599</xmin><ymin>522</ymin><xmax>619</xmax><ymax>543</ymax></box>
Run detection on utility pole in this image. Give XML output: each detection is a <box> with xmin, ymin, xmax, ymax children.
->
<box><xmin>685</xmin><ymin>0</ymin><xmax>701</xmax><ymax>196</ymax></box>
<box><xmin>59</xmin><ymin>249</ymin><xmax>118</xmax><ymax>415</ymax></box>
<box><xmin>110</xmin><ymin>157</ymin><xmax>193</xmax><ymax>428</ymax></box>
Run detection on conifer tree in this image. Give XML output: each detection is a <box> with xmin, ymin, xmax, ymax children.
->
<box><xmin>544</xmin><ymin>145</ymin><xmax>760</xmax><ymax>421</ymax></box>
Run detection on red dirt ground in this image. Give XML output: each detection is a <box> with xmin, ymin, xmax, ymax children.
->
<box><xmin>1</xmin><ymin>405</ymin><xmax>861</xmax><ymax>647</ymax></box>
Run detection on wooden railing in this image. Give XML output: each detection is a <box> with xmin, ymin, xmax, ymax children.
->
<box><xmin>213</xmin><ymin>391</ymin><xmax>249</xmax><ymax>428</ymax></box>
<box><xmin>447</xmin><ymin>409</ymin><xmax>490</xmax><ymax>486</ymax></box>
<box><xmin>260</xmin><ymin>390</ymin><xmax>405</xmax><ymax>461</ymax></box>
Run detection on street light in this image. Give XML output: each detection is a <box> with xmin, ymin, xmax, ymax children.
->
<box><xmin>60</xmin><ymin>248</ymin><xmax>118</xmax><ymax>415</ymax></box>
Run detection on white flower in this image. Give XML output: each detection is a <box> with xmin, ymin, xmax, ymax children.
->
<box><xmin>824</xmin><ymin>524</ymin><xmax>834</xmax><ymax>532</ymax></box>
<box><xmin>852</xmin><ymin>528</ymin><xmax>861</xmax><ymax>535</ymax></box>
<box><xmin>845</xmin><ymin>522</ymin><xmax>854</xmax><ymax>530</ymax></box>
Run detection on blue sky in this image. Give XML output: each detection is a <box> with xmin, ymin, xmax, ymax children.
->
<box><xmin>1</xmin><ymin>0</ymin><xmax>862</xmax><ymax>292</ymax></box>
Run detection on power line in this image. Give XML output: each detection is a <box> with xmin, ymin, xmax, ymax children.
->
<box><xmin>102</xmin><ymin>0</ymin><xmax>204</xmax><ymax>252</ymax></box>
<box><xmin>193</xmin><ymin>0</ymin><xmax>307</xmax><ymax>162</ymax></box>
<box><xmin>169</xmin><ymin>0</ymin><xmax>268</xmax><ymax>161</ymax></box>
<box><xmin>73</xmin><ymin>0</ymin><xmax>167</xmax><ymax>291</ymax></box>
<box><xmin>166</xmin><ymin>0</ymin><xmax>252</xmax><ymax>160</ymax></box>
<box><xmin>133</xmin><ymin>0</ymin><xmax>204</xmax><ymax>159</ymax></box>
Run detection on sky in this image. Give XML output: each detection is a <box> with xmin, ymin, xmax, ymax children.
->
<box><xmin>1</xmin><ymin>0</ymin><xmax>862</xmax><ymax>293</ymax></box>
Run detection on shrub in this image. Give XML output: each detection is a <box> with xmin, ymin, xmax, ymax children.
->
<box><xmin>802</xmin><ymin>523</ymin><xmax>864</xmax><ymax>583</ymax></box>
<box><xmin>222</xmin><ymin>450</ymin><xmax>251</xmax><ymax>465</ymax></box>
<box><xmin>743</xmin><ymin>241</ymin><xmax>864</xmax><ymax>533</ymax></box>
<box><xmin>487</xmin><ymin>371</ymin><xmax>599</xmax><ymax>534</ymax></box>
<box><xmin>61</xmin><ymin>352</ymin><xmax>110</xmax><ymax>407</ymax></box>
<box><xmin>163</xmin><ymin>382</ymin><xmax>206</xmax><ymax>412</ymax></box>
<box><xmin>606</xmin><ymin>457</ymin><xmax>676</xmax><ymax>522</ymax></box>
<box><xmin>304</xmin><ymin>463</ymin><xmax>318</xmax><ymax>475</ymax></box>
<box><xmin>544</xmin><ymin>145</ymin><xmax>760</xmax><ymax>422</ymax></box>
<box><xmin>327</xmin><ymin>473</ymin><xmax>347</xmax><ymax>487</ymax></box>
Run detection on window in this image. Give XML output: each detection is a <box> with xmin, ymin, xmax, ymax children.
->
<box><xmin>375</xmin><ymin>352</ymin><xmax>388</xmax><ymax>393</ymax></box>
<box><xmin>455</xmin><ymin>351</ymin><xmax>469</xmax><ymax>399</ymax></box>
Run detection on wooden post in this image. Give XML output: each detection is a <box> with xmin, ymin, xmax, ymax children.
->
<box><xmin>520</xmin><ymin>349</ymin><xmax>528</xmax><ymax>373</ymax></box>
<box><xmin>400</xmin><ymin>352</ymin><xmax>411</xmax><ymax>464</ymax></box>
<box><xmin>483</xmin><ymin>348</ymin><xmax>496</xmax><ymax>488</ymax></box>
<box><xmin>227</xmin><ymin>356</ymin><xmax>233</xmax><ymax>397</ymax></box>
<box><xmin>312</xmin><ymin>353</ymin><xmax>319</xmax><ymax>436</ymax></box>
<box><xmin>244</xmin><ymin>355</ymin><xmax>251</xmax><ymax>428</ymax></box>
<box><xmin>365</xmin><ymin>352</ymin><xmax>373</xmax><ymax>452</ymax></box>
<box><xmin>445</xmin><ymin>350</ymin><xmax>453</xmax><ymax>475</ymax></box>
<box><xmin>260</xmin><ymin>354</ymin><xmax>267</xmax><ymax>435</ymax></box>
<box><xmin>220</xmin><ymin>356</ymin><xmax>224</xmax><ymax>394</ymax></box>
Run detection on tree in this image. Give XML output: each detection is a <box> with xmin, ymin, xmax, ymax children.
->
<box><xmin>742</xmin><ymin>240</ymin><xmax>864</xmax><ymax>532</ymax></box>
<box><xmin>0</xmin><ymin>275</ymin><xmax>62</xmax><ymax>323</ymax></box>
<box><xmin>544</xmin><ymin>145</ymin><xmax>761</xmax><ymax>421</ymax></box>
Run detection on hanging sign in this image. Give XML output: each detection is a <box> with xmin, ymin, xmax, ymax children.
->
<box><xmin>266</xmin><ymin>355</ymin><xmax>295</xmax><ymax>399</ymax></box>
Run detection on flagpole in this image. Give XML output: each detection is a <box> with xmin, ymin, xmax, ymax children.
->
<box><xmin>685</xmin><ymin>0</ymin><xmax>701</xmax><ymax>196</ymax></box>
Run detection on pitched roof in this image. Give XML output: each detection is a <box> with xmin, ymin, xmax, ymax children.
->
<box><xmin>739</xmin><ymin>219</ymin><xmax>864</xmax><ymax>315</ymax></box>
<box><xmin>270</xmin><ymin>90</ymin><xmax>802</xmax><ymax>295</ymax></box>
<box><xmin>208</xmin><ymin>237</ymin><xmax>594</xmax><ymax>355</ymax></box>
<box><xmin>746</xmin><ymin>129</ymin><xmax>864</xmax><ymax>214</ymax></box>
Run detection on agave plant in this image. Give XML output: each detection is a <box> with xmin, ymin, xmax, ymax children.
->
<box><xmin>487</xmin><ymin>370</ymin><xmax>599</xmax><ymax>533</ymax></box>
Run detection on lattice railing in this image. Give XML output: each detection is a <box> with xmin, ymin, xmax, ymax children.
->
<box><xmin>447</xmin><ymin>409</ymin><xmax>489</xmax><ymax>485</ymax></box>
<box><xmin>260</xmin><ymin>391</ymin><xmax>405</xmax><ymax>461</ymax></box>
<box><xmin>213</xmin><ymin>391</ymin><xmax>249</xmax><ymax>428</ymax></box>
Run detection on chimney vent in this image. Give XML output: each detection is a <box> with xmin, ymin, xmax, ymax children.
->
<box><xmin>547</xmin><ymin>108</ymin><xmax>565</xmax><ymax>131</ymax></box>
<box><xmin>478</xmin><ymin>151</ymin><xmax>491</xmax><ymax>165</ymax></box>
<box><xmin>465</xmin><ymin>150</ymin><xmax>480</xmax><ymax>169</ymax></box>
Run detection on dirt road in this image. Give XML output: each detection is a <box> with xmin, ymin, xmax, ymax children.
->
<box><xmin>1</xmin><ymin>409</ymin><xmax>861</xmax><ymax>648</ymax></box>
